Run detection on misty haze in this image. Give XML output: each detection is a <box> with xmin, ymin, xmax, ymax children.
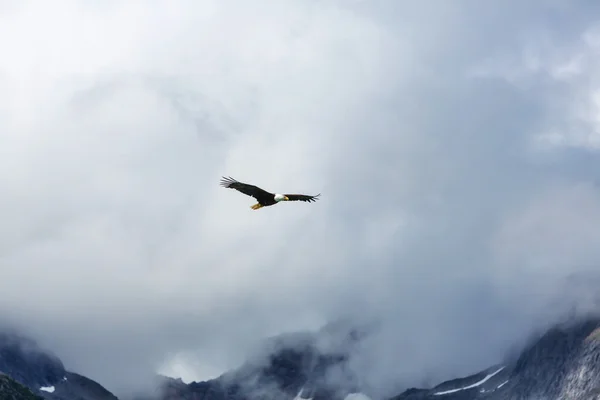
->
<box><xmin>2</xmin><ymin>1</ymin><xmax>600</xmax><ymax>400</ymax></box>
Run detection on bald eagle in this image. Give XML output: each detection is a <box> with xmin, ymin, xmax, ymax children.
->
<box><xmin>220</xmin><ymin>176</ymin><xmax>320</xmax><ymax>210</ymax></box>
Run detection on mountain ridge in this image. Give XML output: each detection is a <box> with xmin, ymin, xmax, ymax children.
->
<box><xmin>3</xmin><ymin>315</ymin><xmax>600</xmax><ymax>400</ymax></box>
<box><xmin>136</xmin><ymin>314</ymin><xmax>600</xmax><ymax>400</ymax></box>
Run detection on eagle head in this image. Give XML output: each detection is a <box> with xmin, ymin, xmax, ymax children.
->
<box><xmin>274</xmin><ymin>194</ymin><xmax>289</xmax><ymax>202</ymax></box>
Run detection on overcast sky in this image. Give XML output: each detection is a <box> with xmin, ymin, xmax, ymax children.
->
<box><xmin>2</xmin><ymin>0</ymin><xmax>600</xmax><ymax>398</ymax></box>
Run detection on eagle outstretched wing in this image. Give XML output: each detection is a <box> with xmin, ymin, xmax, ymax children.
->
<box><xmin>284</xmin><ymin>193</ymin><xmax>321</xmax><ymax>203</ymax></box>
<box><xmin>220</xmin><ymin>176</ymin><xmax>273</xmax><ymax>200</ymax></box>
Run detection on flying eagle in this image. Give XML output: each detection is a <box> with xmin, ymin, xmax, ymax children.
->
<box><xmin>220</xmin><ymin>176</ymin><xmax>320</xmax><ymax>210</ymax></box>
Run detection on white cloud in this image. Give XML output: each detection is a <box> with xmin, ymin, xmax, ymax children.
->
<box><xmin>470</xmin><ymin>21</ymin><xmax>600</xmax><ymax>153</ymax></box>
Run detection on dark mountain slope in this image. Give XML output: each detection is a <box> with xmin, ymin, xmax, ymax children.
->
<box><xmin>393</xmin><ymin>316</ymin><xmax>600</xmax><ymax>400</ymax></box>
<box><xmin>0</xmin><ymin>332</ymin><xmax>118</xmax><ymax>400</ymax></box>
<box><xmin>0</xmin><ymin>373</ymin><xmax>44</xmax><ymax>400</ymax></box>
<box><xmin>0</xmin><ymin>333</ymin><xmax>65</xmax><ymax>390</ymax></box>
<box><xmin>38</xmin><ymin>372</ymin><xmax>119</xmax><ymax>400</ymax></box>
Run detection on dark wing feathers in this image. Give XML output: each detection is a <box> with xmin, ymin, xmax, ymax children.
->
<box><xmin>220</xmin><ymin>176</ymin><xmax>273</xmax><ymax>200</ymax></box>
<box><xmin>220</xmin><ymin>176</ymin><xmax>320</xmax><ymax>204</ymax></box>
<box><xmin>284</xmin><ymin>193</ymin><xmax>321</xmax><ymax>203</ymax></box>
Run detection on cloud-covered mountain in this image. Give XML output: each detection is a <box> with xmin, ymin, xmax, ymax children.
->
<box><xmin>3</xmin><ymin>314</ymin><xmax>600</xmax><ymax>400</ymax></box>
<box><xmin>137</xmin><ymin>315</ymin><xmax>600</xmax><ymax>400</ymax></box>
<box><xmin>392</xmin><ymin>317</ymin><xmax>600</xmax><ymax>400</ymax></box>
<box><xmin>0</xmin><ymin>332</ymin><xmax>118</xmax><ymax>400</ymax></box>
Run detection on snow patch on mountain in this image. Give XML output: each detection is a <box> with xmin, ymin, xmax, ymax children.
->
<box><xmin>40</xmin><ymin>385</ymin><xmax>55</xmax><ymax>393</ymax></box>
<box><xmin>433</xmin><ymin>366</ymin><xmax>505</xmax><ymax>395</ymax></box>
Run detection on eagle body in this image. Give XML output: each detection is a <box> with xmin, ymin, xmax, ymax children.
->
<box><xmin>220</xmin><ymin>176</ymin><xmax>320</xmax><ymax>210</ymax></box>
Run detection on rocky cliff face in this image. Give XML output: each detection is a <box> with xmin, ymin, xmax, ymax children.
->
<box><xmin>0</xmin><ymin>373</ymin><xmax>44</xmax><ymax>400</ymax></box>
<box><xmin>392</xmin><ymin>317</ymin><xmax>600</xmax><ymax>400</ymax></box>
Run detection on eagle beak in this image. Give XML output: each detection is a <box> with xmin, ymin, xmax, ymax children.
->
<box><xmin>284</xmin><ymin>196</ymin><xmax>289</xmax><ymax>201</ymax></box>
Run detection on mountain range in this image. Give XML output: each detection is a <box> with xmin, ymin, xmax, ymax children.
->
<box><xmin>2</xmin><ymin>315</ymin><xmax>600</xmax><ymax>400</ymax></box>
